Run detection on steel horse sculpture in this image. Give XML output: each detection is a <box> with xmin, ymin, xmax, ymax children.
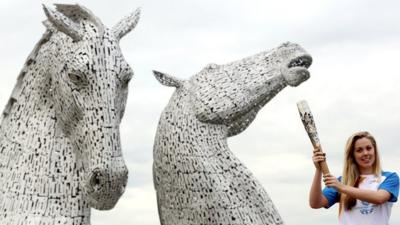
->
<box><xmin>0</xmin><ymin>4</ymin><xmax>140</xmax><ymax>225</ymax></box>
<box><xmin>153</xmin><ymin>42</ymin><xmax>312</xmax><ymax>225</ymax></box>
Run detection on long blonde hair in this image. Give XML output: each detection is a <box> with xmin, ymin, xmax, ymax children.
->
<box><xmin>340</xmin><ymin>131</ymin><xmax>382</xmax><ymax>212</ymax></box>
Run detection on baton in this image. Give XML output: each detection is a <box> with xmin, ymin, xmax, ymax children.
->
<box><xmin>297</xmin><ymin>100</ymin><xmax>330</xmax><ymax>175</ymax></box>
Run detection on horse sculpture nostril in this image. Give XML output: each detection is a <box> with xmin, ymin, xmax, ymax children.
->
<box><xmin>119</xmin><ymin>184</ymin><xmax>126</xmax><ymax>195</ymax></box>
<box><xmin>87</xmin><ymin>167</ymin><xmax>128</xmax><ymax>193</ymax></box>
<box><xmin>89</xmin><ymin>170</ymin><xmax>103</xmax><ymax>190</ymax></box>
<box><xmin>93</xmin><ymin>175</ymin><xmax>100</xmax><ymax>185</ymax></box>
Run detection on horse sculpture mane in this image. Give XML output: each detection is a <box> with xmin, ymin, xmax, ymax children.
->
<box><xmin>153</xmin><ymin>42</ymin><xmax>312</xmax><ymax>225</ymax></box>
<box><xmin>0</xmin><ymin>4</ymin><xmax>140</xmax><ymax>225</ymax></box>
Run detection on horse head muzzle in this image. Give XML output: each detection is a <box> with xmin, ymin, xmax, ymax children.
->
<box><xmin>84</xmin><ymin>165</ymin><xmax>128</xmax><ymax>210</ymax></box>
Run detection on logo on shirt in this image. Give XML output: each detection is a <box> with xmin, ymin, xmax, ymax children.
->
<box><xmin>359</xmin><ymin>201</ymin><xmax>374</xmax><ymax>215</ymax></box>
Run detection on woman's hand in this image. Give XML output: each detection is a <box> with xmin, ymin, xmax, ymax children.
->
<box><xmin>323</xmin><ymin>174</ymin><xmax>344</xmax><ymax>191</ymax></box>
<box><xmin>312</xmin><ymin>147</ymin><xmax>326</xmax><ymax>170</ymax></box>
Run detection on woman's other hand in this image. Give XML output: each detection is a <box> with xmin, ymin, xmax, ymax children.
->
<box><xmin>323</xmin><ymin>174</ymin><xmax>344</xmax><ymax>191</ymax></box>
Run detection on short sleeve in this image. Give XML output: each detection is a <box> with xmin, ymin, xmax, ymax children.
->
<box><xmin>322</xmin><ymin>186</ymin><xmax>340</xmax><ymax>208</ymax></box>
<box><xmin>379</xmin><ymin>172</ymin><xmax>399</xmax><ymax>202</ymax></box>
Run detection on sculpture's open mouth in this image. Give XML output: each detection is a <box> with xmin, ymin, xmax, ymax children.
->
<box><xmin>288</xmin><ymin>55</ymin><xmax>312</xmax><ymax>69</ymax></box>
<box><xmin>284</xmin><ymin>54</ymin><xmax>313</xmax><ymax>87</ymax></box>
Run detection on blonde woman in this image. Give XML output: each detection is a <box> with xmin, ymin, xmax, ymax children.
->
<box><xmin>309</xmin><ymin>131</ymin><xmax>399</xmax><ymax>225</ymax></box>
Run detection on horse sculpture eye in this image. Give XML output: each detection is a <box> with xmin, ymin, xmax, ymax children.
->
<box><xmin>68</xmin><ymin>72</ymin><xmax>88</xmax><ymax>87</ymax></box>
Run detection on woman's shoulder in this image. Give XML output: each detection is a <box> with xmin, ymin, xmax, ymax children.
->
<box><xmin>381</xmin><ymin>171</ymin><xmax>398</xmax><ymax>178</ymax></box>
<box><xmin>381</xmin><ymin>171</ymin><xmax>399</xmax><ymax>184</ymax></box>
<box><xmin>379</xmin><ymin>171</ymin><xmax>399</xmax><ymax>203</ymax></box>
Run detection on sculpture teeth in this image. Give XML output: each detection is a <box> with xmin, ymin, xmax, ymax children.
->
<box><xmin>288</xmin><ymin>56</ymin><xmax>311</xmax><ymax>68</ymax></box>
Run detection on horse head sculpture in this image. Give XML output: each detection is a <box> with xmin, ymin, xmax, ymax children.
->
<box><xmin>0</xmin><ymin>4</ymin><xmax>140</xmax><ymax>224</ymax></box>
<box><xmin>42</xmin><ymin>4</ymin><xmax>139</xmax><ymax>210</ymax></box>
<box><xmin>153</xmin><ymin>42</ymin><xmax>312</xmax><ymax>225</ymax></box>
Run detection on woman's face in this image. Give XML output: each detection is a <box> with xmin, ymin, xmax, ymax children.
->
<box><xmin>353</xmin><ymin>137</ymin><xmax>376</xmax><ymax>174</ymax></box>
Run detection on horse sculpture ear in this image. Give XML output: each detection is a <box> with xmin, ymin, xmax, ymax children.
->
<box><xmin>153</xmin><ymin>70</ymin><xmax>183</xmax><ymax>88</ymax></box>
<box><xmin>42</xmin><ymin>4</ymin><xmax>83</xmax><ymax>42</ymax></box>
<box><xmin>112</xmin><ymin>8</ymin><xmax>141</xmax><ymax>41</ymax></box>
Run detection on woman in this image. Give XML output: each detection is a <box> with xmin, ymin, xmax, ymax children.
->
<box><xmin>309</xmin><ymin>131</ymin><xmax>399</xmax><ymax>225</ymax></box>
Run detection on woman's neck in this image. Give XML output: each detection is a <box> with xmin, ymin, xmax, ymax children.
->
<box><xmin>359</xmin><ymin>167</ymin><xmax>374</xmax><ymax>175</ymax></box>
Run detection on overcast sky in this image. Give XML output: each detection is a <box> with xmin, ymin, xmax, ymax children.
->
<box><xmin>0</xmin><ymin>0</ymin><xmax>399</xmax><ymax>225</ymax></box>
